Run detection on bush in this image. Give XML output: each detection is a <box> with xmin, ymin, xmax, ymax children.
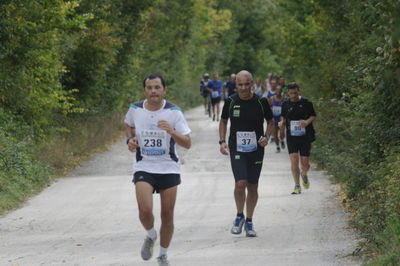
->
<box><xmin>0</xmin><ymin>114</ymin><xmax>50</xmax><ymax>212</ymax></box>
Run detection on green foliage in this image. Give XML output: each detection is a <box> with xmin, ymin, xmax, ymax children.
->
<box><xmin>36</xmin><ymin>112</ymin><xmax>125</xmax><ymax>171</ymax></box>
<box><xmin>0</xmin><ymin>0</ymin><xmax>86</xmax><ymax>136</ymax></box>
<box><xmin>357</xmin><ymin>146</ymin><xmax>400</xmax><ymax>263</ymax></box>
<box><xmin>0</xmin><ymin>0</ymin><xmax>235</xmax><ymax>214</ymax></box>
<box><xmin>267</xmin><ymin>0</ymin><xmax>400</xmax><ymax>262</ymax></box>
<box><xmin>2</xmin><ymin>3</ymin><xmax>399</xmax><ymax>265</ymax></box>
<box><xmin>0</xmin><ymin>110</ymin><xmax>50</xmax><ymax>211</ymax></box>
<box><xmin>366</xmin><ymin>217</ymin><xmax>400</xmax><ymax>266</ymax></box>
<box><xmin>217</xmin><ymin>0</ymin><xmax>282</xmax><ymax>77</ymax></box>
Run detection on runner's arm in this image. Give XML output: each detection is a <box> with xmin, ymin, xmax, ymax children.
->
<box><xmin>300</xmin><ymin>101</ymin><xmax>317</xmax><ymax>127</ymax></box>
<box><xmin>266</xmin><ymin>119</ymin><xmax>274</xmax><ymax>139</ymax></box>
<box><xmin>279</xmin><ymin>116</ymin><xmax>285</xmax><ymax>127</ymax></box>
<box><xmin>300</xmin><ymin>116</ymin><xmax>316</xmax><ymax>128</ymax></box>
<box><xmin>261</xmin><ymin>98</ymin><xmax>274</xmax><ymax>138</ymax></box>
<box><xmin>219</xmin><ymin>118</ymin><xmax>228</xmax><ymax>142</ymax></box>
<box><xmin>125</xmin><ymin>124</ymin><xmax>139</xmax><ymax>152</ymax></box>
<box><xmin>279</xmin><ymin>101</ymin><xmax>287</xmax><ymax>132</ymax></box>
<box><xmin>126</xmin><ymin>124</ymin><xmax>135</xmax><ymax>138</ymax></box>
<box><xmin>157</xmin><ymin>120</ymin><xmax>191</xmax><ymax>149</ymax></box>
<box><xmin>219</xmin><ymin>118</ymin><xmax>229</xmax><ymax>155</ymax></box>
<box><xmin>279</xmin><ymin>116</ymin><xmax>286</xmax><ymax>136</ymax></box>
<box><xmin>170</xmin><ymin>131</ymin><xmax>191</xmax><ymax>149</ymax></box>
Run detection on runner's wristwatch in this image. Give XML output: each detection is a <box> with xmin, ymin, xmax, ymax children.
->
<box><xmin>218</xmin><ymin>140</ymin><xmax>225</xmax><ymax>145</ymax></box>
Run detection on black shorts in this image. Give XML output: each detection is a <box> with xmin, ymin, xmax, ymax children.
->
<box><xmin>287</xmin><ymin>138</ymin><xmax>312</xmax><ymax>156</ymax></box>
<box><xmin>211</xmin><ymin>97</ymin><xmax>221</xmax><ymax>105</ymax></box>
<box><xmin>229</xmin><ymin>148</ymin><xmax>264</xmax><ymax>184</ymax></box>
<box><xmin>133</xmin><ymin>171</ymin><xmax>181</xmax><ymax>193</ymax></box>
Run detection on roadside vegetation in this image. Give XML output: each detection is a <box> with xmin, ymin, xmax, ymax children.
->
<box><xmin>1</xmin><ymin>1</ymin><xmax>399</xmax><ymax>264</ymax></box>
<box><xmin>266</xmin><ymin>1</ymin><xmax>400</xmax><ymax>264</ymax></box>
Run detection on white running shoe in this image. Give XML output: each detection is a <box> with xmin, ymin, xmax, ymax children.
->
<box><xmin>141</xmin><ymin>236</ymin><xmax>156</xmax><ymax>260</ymax></box>
<box><xmin>157</xmin><ymin>254</ymin><xmax>170</xmax><ymax>266</ymax></box>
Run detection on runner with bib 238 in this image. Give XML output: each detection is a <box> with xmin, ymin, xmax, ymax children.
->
<box><xmin>125</xmin><ymin>73</ymin><xmax>191</xmax><ymax>266</ymax></box>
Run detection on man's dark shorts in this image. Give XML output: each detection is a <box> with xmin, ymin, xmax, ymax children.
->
<box><xmin>229</xmin><ymin>148</ymin><xmax>264</xmax><ymax>184</ymax></box>
<box><xmin>211</xmin><ymin>97</ymin><xmax>221</xmax><ymax>105</ymax></box>
<box><xmin>133</xmin><ymin>171</ymin><xmax>181</xmax><ymax>193</ymax></box>
<box><xmin>287</xmin><ymin>138</ymin><xmax>312</xmax><ymax>157</ymax></box>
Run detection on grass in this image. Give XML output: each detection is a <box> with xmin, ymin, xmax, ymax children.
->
<box><xmin>37</xmin><ymin>112</ymin><xmax>125</xmax><ymax>175</ymax></box>
<box><xmin>0</xmin><ymin>112</ymin><xmax>125</xmax><ymax>215</ymax></box>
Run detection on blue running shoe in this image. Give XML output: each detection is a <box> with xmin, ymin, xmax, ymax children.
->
<box><xmin>244</xmin><ymin>221</ymin><xmax>257</xmax><ymax>237</ymax></box>
<box><xmin>230</xmin><ymin>215</ymin><xmax>245</xmax><ymax>234</ymax></box>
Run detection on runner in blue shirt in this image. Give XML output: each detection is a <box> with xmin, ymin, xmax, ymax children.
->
<box><xmin>224</xmin><ymin>74</ymin><xmax>237</xmax><ymax>97</ymax></box>
<box><xmin>207</xmin><ymin>74</ymin><xmax>223</xmax><ymax>121</ymax></box>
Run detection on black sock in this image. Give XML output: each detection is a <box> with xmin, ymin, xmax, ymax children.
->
<box><xmin>246</xmin><ymin>217</ymin><xmax>252</xmax><ymax>222</ymax></box>
<box><xmin>236</xmin><ymin>212</ymin><xmax>244</xmax><ymax>218</ymax></box>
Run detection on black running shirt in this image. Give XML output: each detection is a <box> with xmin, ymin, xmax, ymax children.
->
<box><xmin>281</xmin><ymin>97</ymin><xmax>316</xmax><ymax>141</ymax></box>
<box><xmin>221</xmin><ymin>94</ymin><xmax>273</xmax><ymax>150</ymax></box>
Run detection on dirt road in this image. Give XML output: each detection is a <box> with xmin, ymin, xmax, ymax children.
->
<box><xmin>0</xmin><ymin>106</ymin><xmax>360</xmax><ymax>266</ymax></box>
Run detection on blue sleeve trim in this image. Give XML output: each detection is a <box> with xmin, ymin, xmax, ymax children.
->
<box><xmin>130</xmin><ymin>101</ymin><xmax>144</xmax><ymax>109</ymax></box>
<box><xmin>164</xmin><ymin>101</ymin><xmax>181</xmax><ymax>111</ymax></box>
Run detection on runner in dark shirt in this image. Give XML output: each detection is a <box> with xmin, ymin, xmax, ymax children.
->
<box><xmin>219</xmin><ymin>70</ymin><xmax>273</xmax><ymax>238</ymax></box>
<box><xmin>280</xmin><ymin>82</ymin><xmax>316</xmax><ymax>194</ymax></box>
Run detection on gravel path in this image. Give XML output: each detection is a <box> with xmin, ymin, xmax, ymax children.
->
<box><xmin>0</xmin><ymin>105</ymin><xmax>360</xmax><ymax>266</ymax></box>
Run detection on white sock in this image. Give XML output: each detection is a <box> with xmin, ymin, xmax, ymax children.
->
<box><xmin>159</xmin><ymin>246</ymin><xmax>168</xmax><ymax>257</ymax></box>
<box><xmin>146</xmin><ymin>228</ymin><xmax>157</xmax><ymax>240</ymax></box>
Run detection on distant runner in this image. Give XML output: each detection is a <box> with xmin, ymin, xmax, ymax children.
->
<box><xmin>252</xmin><ymin>77</ymin><xmax>264</xmax><ymax>97</ymax></box>
<box><xmin>278</xmin><ymin>75</ymin><xmax>288</xmax><ymax>99</ymax></box>
<box><xmin>262</xmin><ymin>75</ymin><xmax>278</xmax><ymax>99</ymax></box>
<box><xmin>125</xmin><ymin>73</ymin><xmax>191</xmax><ymax>266</ymax></box>
<box><xmin>268</xmin><ymin>86</ymin><xmax>285</xmax><ymax>153</ymax></box>
<box><xmin>280</xmin><ymin>82</ymin><xmax>316</xmax><ymax>194</ymax></box>
<box><xmin>219</xmin><ymin>70</ymin><xmax>273</xmax><ymax>237</ymax></box>
<box><xmin>264</xmin><ymin>72</ymin><xmax>273</xmax><ymax>92</ymax></box>
<box><xmin>224</xmin><ymin>73</ymin><xmax>237</xmax><ymax>97</ymax></box>
<box><xmin>200</xmin><ymin>73</ymin><xmax>211</xmax><ymax>116</ymax></box>
<box><xmin>207</xmin><ymin>74</ymin><xmax>223</xmax><ymax>121</ymax></box>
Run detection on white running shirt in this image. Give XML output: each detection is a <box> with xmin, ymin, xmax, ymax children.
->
<box><xmin>124</xmin><ymin>99</ymin><xmax>191</xmax><ymax>174</ymax></box>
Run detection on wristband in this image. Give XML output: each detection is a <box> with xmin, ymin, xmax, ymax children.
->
<box><xmin>218</xmin><ymin>140</ymin><xmax>226</xmax><ymax>145</ymax></box>
<box><xmin>126</xmin><ymin>137</ymin><xmax>132</xmax><ymax>145</ymax></box>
